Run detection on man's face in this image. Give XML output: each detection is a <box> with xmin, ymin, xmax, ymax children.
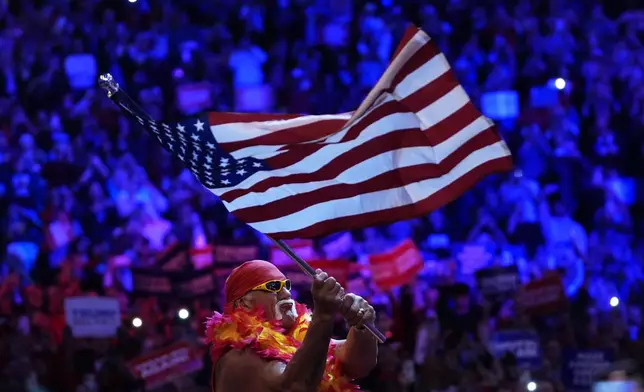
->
<box><xmin>247</xmin><ymin>284</ymin><xmax>297</xmax><ymax>330</ymax></box>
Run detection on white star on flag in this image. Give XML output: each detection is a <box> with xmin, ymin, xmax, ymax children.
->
<box><xmin>191</xmin><ymin>134</ymin><xmax>200</xmax><ymax>142</ymax></box>
<box><xmin>194</xmin><ymin>119</ymin><xmax>205</xmax><ymax>132</ymax></box>
<box><xmin>222</xmin><ymin>179</ymin><xmax>231</xmax><ymax>185</ymax></box>
<box><xmin>236</xmin><ymin>169</ymin><xmax>247</xmax><ymax>176</ymax></box>
<box><xmin>176</xmin><ymin>124</ymin><xmax>186</xmax><ymax>133</ymax></box>
<box><xmin>253</xmin><ymin>162</ymin><xmax>262</xmax><ymax>167</ymax></box>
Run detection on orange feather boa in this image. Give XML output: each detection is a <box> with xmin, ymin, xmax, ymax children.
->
<box><xmin>205</xmin><ymin>302</ymin><xmax>359</xmax><ymax>392</ymax></box>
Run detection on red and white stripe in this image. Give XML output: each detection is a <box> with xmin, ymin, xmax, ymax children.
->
<box><xmin>206</xmin><ymin>26</ymin><xmax>512</xmax><ymax>239</ymax></box>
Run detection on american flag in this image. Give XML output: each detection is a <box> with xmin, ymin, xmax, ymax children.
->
<box><xmin>120</xmin><ymin>26</ymin><xmax>513</xmax><ymax>239</ymax></box>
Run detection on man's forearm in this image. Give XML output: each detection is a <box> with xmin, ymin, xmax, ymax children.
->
<box><xmin>340</xmin><ymin>327</ymin><xmax>378</xmax><ymax>378</ymax></box>
<box><xmin>279</xmin><ymin>312</ymin><xmax>334</xmax><ymax>392</ymax></box>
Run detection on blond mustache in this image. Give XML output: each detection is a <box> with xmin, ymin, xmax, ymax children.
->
<box><xmin>274</xmin><ymin>299</ymin><xmax>297</xmax><ymax>321</ymax></box>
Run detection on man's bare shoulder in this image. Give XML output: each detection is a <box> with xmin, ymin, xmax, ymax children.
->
<box><xmin>216</xmin><ymin>349</ymin><xmax>285</xmax><ymax>392</ymax></box>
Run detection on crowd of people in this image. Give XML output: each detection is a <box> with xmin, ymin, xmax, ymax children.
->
<box><xmin>1</xmin><ymin>0</ymin><xmax>644</xmax><ymax>391</ymax></box>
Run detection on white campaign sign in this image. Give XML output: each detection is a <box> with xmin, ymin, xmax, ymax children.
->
<box><xmin>64</xmin><ymin>297</ymin><xmax>121</xmax><ymax>338</ymax></box>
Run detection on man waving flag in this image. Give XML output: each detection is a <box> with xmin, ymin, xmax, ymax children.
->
<box><xmin>114</xmin><ymin>26</ymin><xmax>513</xmax><ymax>239</ymax></box>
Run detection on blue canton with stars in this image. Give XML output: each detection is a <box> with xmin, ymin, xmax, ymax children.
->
<box><xmin>135</xmin><ymin>114</ymin><xmax>269</xmax><ymax>189</ymax></box>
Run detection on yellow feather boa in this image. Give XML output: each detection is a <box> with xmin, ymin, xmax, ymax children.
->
<box><xmin>205</xmin><ymin>302</ymin><xmax>359</xmax><ymax>392</ymax></box>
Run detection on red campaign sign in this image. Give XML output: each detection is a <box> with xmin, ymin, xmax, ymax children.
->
<box><xmin>129</xmin><ymin>341</ymin><xmax>203</xmax><ymax>390</ymax></box>
<box><xmin>312</xmin><ymin>260</ymin><xmax>350</xmax><ymax>288</ymax></box>
<box><xmin>284</xmin><ymin>260</ymin><xmax>351</xmax><ymax>288</ymax></box>
<box><xmin>270</xmin><ymin>239</ymin><xmax>319</xmax><ymax>268</ymax></box>
<box><xmin>519</xmin><ymin>273</ymin><xmax>567</xmax><ymax>315</ymax></box>
<box><xmin>190</xmin><ymin>245</ymin><xmax>214</xmax><ymax>270</ymax></box>
<box><xmin>214</xmin><ymin>245</ymin><xmax>259</xmax><ymax>262</ymax></box>
<box><xmin>368</xmin><ymin>240</ymin><xmax>424</xmax><ymax>290</ymax></box>
<box><xmin>157</xmin><ymin>242</ymin><xmax>189</xmax><ymax>272</ymax></box>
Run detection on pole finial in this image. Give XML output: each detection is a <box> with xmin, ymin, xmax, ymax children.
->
<box><xmin>98</xmin><ymin>73</ymin><xmax>119</xmax><ymax>97</ymax></box>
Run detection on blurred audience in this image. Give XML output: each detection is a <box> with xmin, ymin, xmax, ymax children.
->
<box><xmin>1</xmin><ymin>0</ymin><xmax>644</xmax><ymax>391</ymax></box>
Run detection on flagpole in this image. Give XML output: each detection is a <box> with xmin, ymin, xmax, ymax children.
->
<box><xmin>269</xmin><ymin>238</ymin><xmax>316</xmax><ymax>276</ymax></box>
<box><xmin>98</xmin><ymin>74</ymin><xmax>387</xmax><ymax>343</ymax></box>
